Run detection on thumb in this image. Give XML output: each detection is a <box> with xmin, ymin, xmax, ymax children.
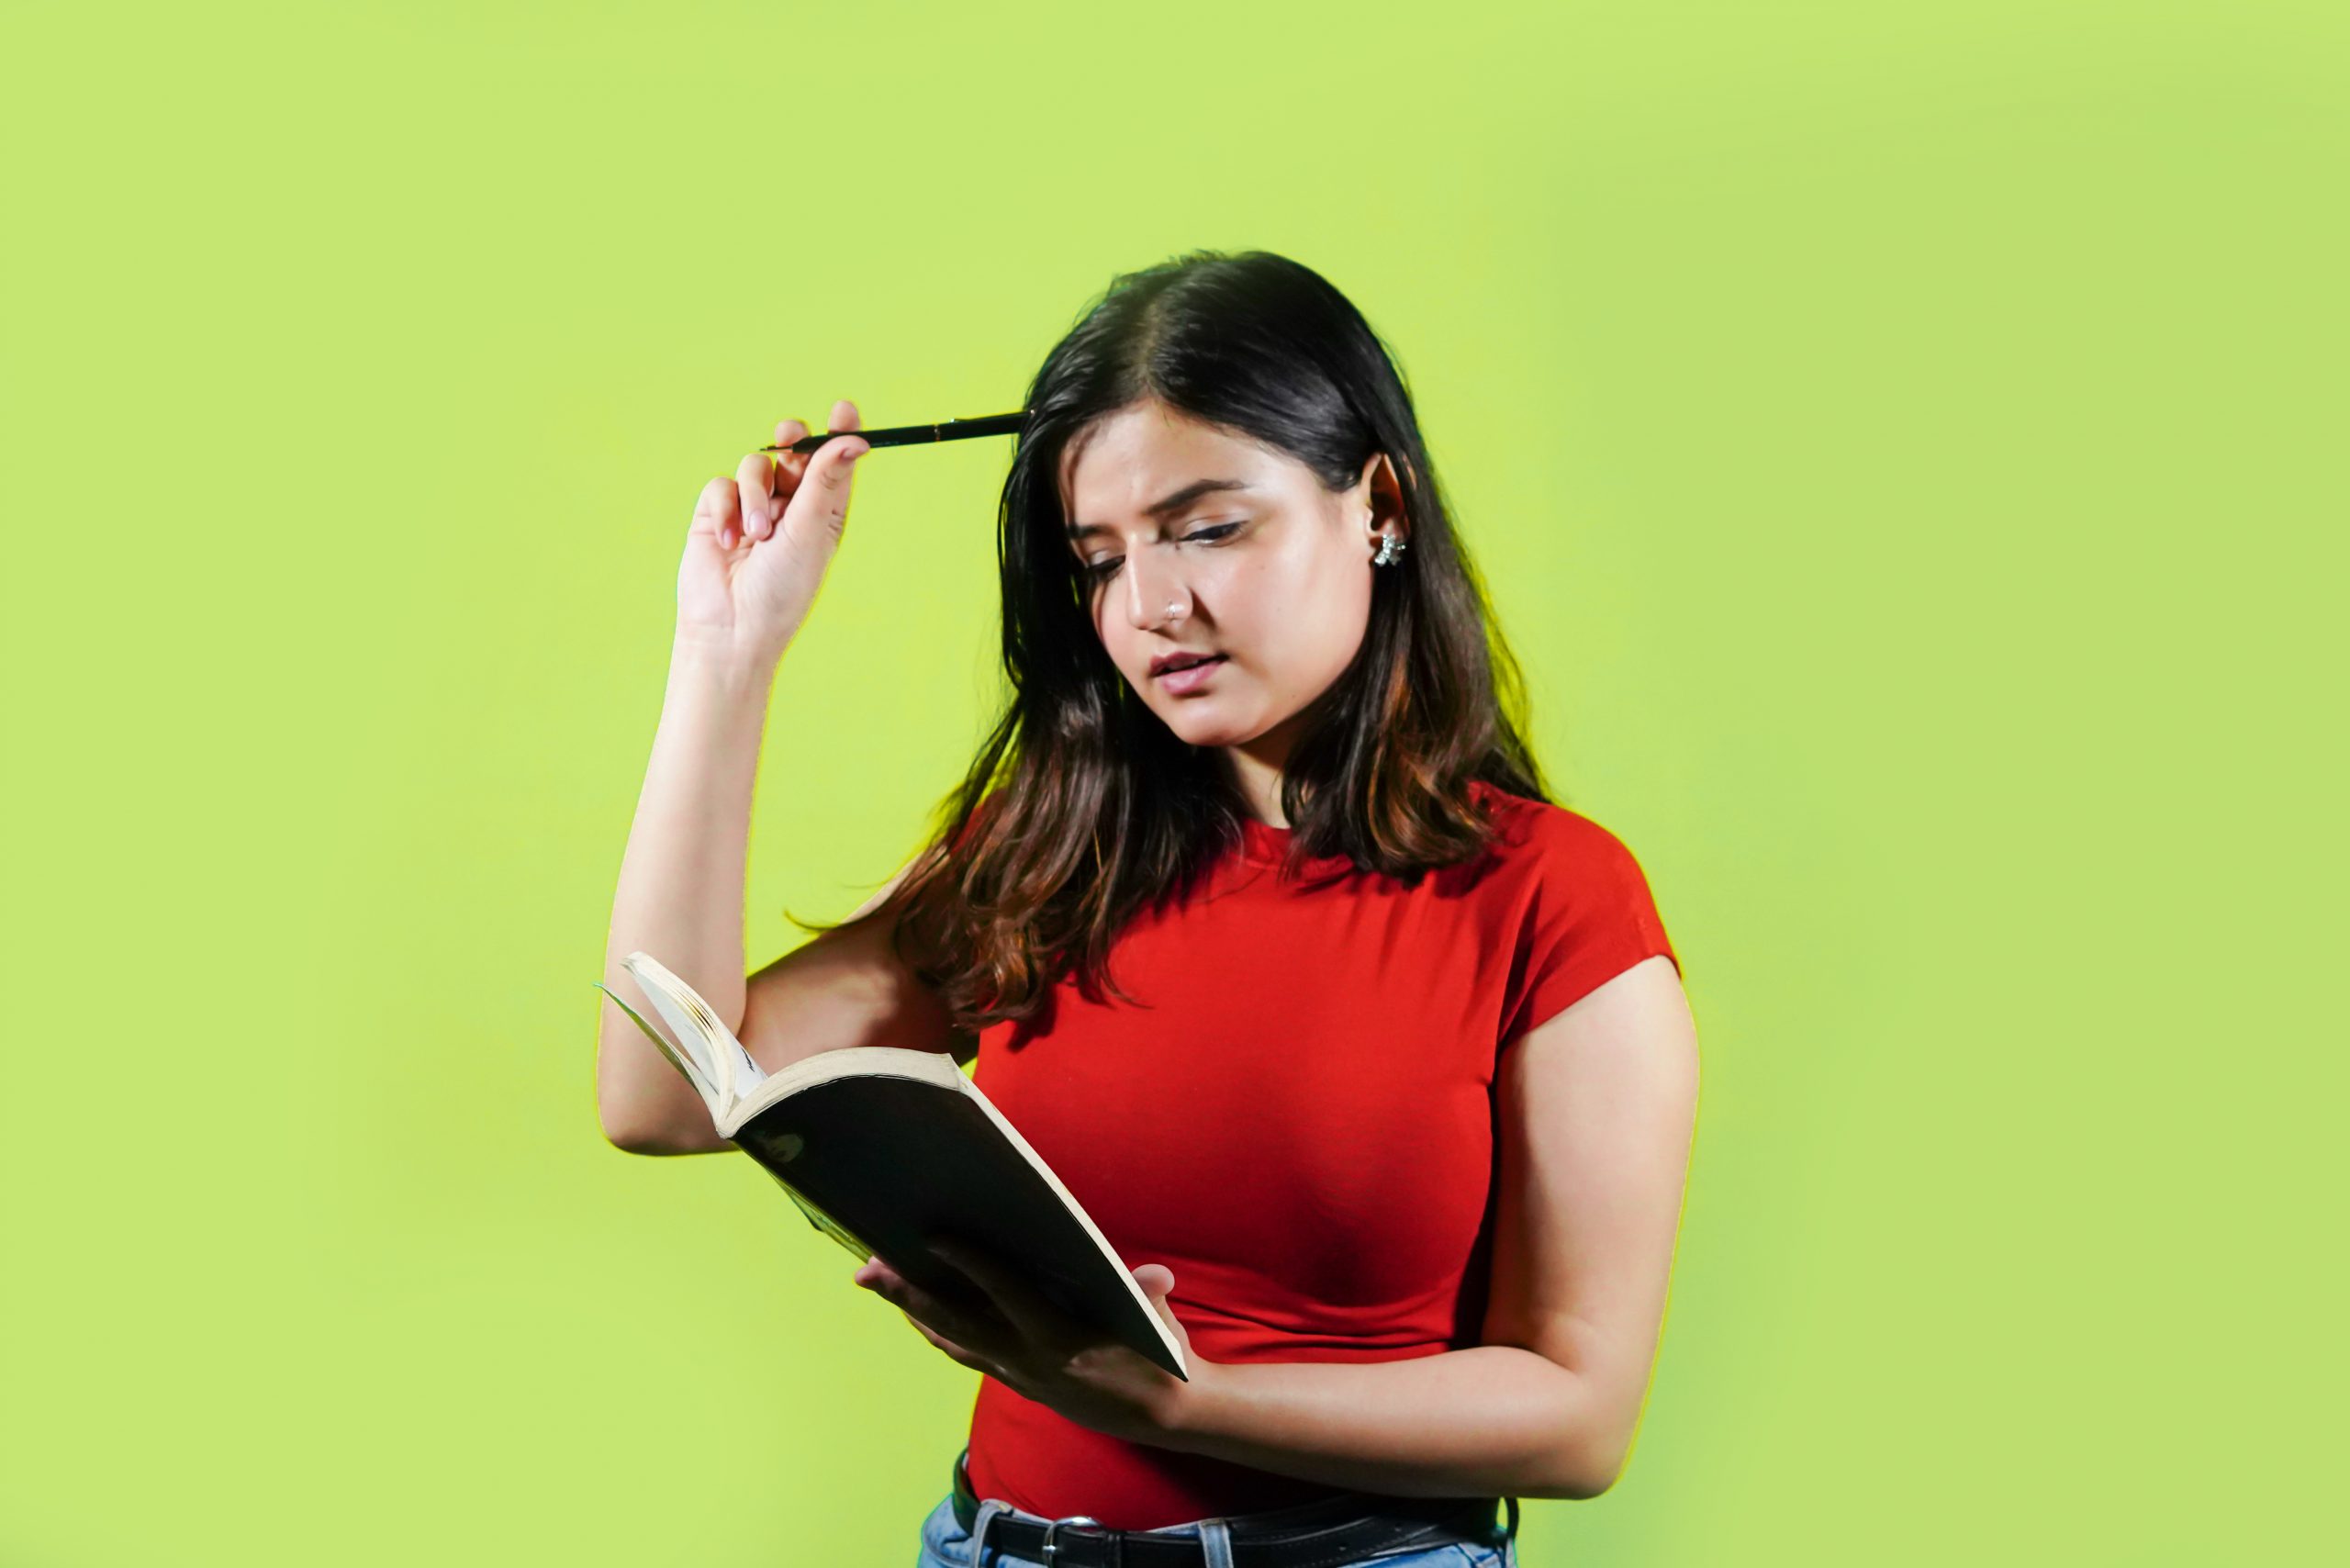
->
<box><xmin>1135</xmin><ymin>1264</ymin><xmax>1175</xmax><ymax>1297</ymax></box>
<box><xmin>778</xmin><ymin>435</ymin><xmax>870</xmax><ymax>548</ymax></box>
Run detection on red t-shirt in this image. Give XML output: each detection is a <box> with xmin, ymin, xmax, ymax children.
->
<box><xmin>958</xmin><ymin>778</ymin><xmax>1681</xmax><ymax>1529</ymax></box>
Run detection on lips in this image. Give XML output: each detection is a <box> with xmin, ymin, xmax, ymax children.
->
<box><xmin>1151</xmin><ymin>654</ymin><xmax>1225</xmax><ymax>678</ymax></box>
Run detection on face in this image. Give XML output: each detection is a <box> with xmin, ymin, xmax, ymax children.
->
<box><xmin>1058</xmin><ymin>399</ymin><xmax>1406</xmax><ymax>781</ymax></box>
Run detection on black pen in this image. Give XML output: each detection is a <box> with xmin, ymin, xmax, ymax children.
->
<box><xmin>759</xmin><ymin>410</ymin><xmax>1028</xmax><ymax>455</ymax></box>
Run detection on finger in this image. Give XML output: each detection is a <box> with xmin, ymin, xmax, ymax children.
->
<box><xmin>902</xmin><ymin>1313</ymin><xmax>990</xmax><ymax>1373</ymax></box>
<box><xmin>735</xmin><ymin>449</ymin><xmax>784</xmax><ymax>544</ymax></box>
<box><xmin>777</xmin><ymin>418</ymin><xmax>869</xmax><ymax>543</ymax></box>
<box><xmin>764</xmin><ymin>419</ymin><xmax>811</xmax><ymax>526</ymax></box>
<box><xmin>693</xmin><ymin>475</ymin><xmax>744</xmax><ymax>550</ymax></box>
<box><xmin>805</xmin><ymin>398</ymin><xmax>863</xmax><ymax>470</ymax></box>
<box><xmin>754</xmin><ymin>403</ymin><xmax>861</xmax><ymax>544</ymax></box>
<box><xmin>932</xmin><ymin>1240</ymin><xmax>1061</xmax><ymax>1342</ymax></box>
<box><xmin>860</xmin><ymin>1260</ymin><xmax>1011</xmax><ymax>1354</ymax></box>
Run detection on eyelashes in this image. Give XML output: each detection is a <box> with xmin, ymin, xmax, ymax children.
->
<box><xmin>1080</xmin><ymin>523</ymin><xmax>1242</xmax><ymax>583</ymax></box>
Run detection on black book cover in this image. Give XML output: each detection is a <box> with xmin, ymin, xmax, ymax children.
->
<box><xmin>598</xmin><ymin>954</ymin><xmax>1187</xmax><ymax>1381</ymax></box>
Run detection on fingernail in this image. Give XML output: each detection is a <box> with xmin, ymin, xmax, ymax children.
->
<box><xmin>841</xmin><ymin>442</ymin><xmax>868</xmax><ymax>465</ymax></box>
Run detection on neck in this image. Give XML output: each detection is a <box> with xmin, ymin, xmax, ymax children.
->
<box><xmin>1219</xmin><ymin>713</ymin><xmax>1307</xmax><ymax>828</ymax></box>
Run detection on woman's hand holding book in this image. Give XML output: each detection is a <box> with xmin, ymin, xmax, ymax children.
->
<box><xmin>854</xmin><ymin>1238</ymin><xmax>1207</xmax><ymax>1444</ymax></box>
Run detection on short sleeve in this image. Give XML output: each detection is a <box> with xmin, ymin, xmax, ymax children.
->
<box><xmin>1498</xmin><ymin>809</ymin><xmax>1681</xmax><ymax>1048</ymax></box>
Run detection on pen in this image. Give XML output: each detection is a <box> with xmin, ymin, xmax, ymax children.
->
<box><xmin>758</xmin><ymin>410</ymin><xmax>1029</xmax><ymax>455</ymax></box>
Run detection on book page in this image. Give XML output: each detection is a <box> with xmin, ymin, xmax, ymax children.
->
<box><xmin>594</xmin><ymin>978</ymin><xmax>719</xmax><ymax>1112</ymax></box>
<box><xmin>622</xmin><ymin>952</ymin><xmax>769</xmax><ymax>1111</ymax></box>
<box><xmin>621</xmin><ymin>954</ymin><xmax>737</xmax><ymax>1103</ymax></box>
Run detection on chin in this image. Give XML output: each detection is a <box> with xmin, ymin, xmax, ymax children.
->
<box><xmin>1155</xmin><ymin>706</ymin><xmax>1252</xmax><ymax>746</ymax></box>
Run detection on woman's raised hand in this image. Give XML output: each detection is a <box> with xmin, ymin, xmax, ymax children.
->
<box><xmin>677</xmin><ymin>398</ymin><xmax>871</xmax><ymax>664</ymax></box>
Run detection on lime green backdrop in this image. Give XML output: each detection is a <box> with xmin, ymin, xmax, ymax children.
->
<box><xmin>3</xmin><ymin>2</ymin><xmax>2338</xmax><ymax>1563</ymax></box>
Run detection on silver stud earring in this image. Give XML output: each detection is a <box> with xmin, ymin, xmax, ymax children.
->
<box><xmin>1372</xmin><ymin>532</ymin><xmax>1406</xmax><ymax>567</ymax></box>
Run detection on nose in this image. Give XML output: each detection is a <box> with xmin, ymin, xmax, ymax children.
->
<box><xmin>1120</xmin><ymin>543</ymin><xmax>1192</xmax><ymax>632</ymax></box>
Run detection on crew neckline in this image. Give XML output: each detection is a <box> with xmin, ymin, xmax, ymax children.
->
<box><xmin>1237</xmin><ymin>816</ymin><xmax>1292</xmax><ymax>865</ymax></box>
<box><xmin>1228</xmin><ymin>780</ymin><xmax>1518</xmax><ymax>869</ymax></box>
<box><xmin>1233</xmin><ymin>813</ymin><xmax>1360</xmax><ymax>875</ymax></box>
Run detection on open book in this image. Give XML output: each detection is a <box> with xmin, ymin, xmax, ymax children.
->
<box><xmin>595</xmin><ymin>950</ymin><xmax>1188</xmax><ymax>1381</ymax></box>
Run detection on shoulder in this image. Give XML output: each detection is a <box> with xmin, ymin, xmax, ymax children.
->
<box><xmin>1467</xmin><ymin>780</ymin><xmax>1651</xmax><ymax>882</ymax></box>
<box><xmin>1472</xmin><ymin>783</ymin><xmax>1682</xmax><ymax>1043</ymax></box>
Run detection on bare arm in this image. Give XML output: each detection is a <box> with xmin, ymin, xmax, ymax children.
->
<box><xmin>597</xmin><ymin>400</ymin><xmax>970</xmax><ymax>1154</ymax></box>
<box><xmin>593</xmin><ymin>630</ymin><xmax>779</xmax><ymax>1152</ymax></box>
<box><xmin>596</xmin><ymin>398</ymin><xmax>883</xmax><ymax>1153</ymax></box>
<box><xmin>1146</xmin><ymin>956</ymin><xmax>1699</xmax><ymax>1500</ymax></box>
<box><xmin>593</xmin><ymin>623</ymin><xmax>974</xmax><ymax>1155</ymax></box>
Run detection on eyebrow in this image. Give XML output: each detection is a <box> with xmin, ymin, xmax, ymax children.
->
<box><xmin>1065</xmin><ymin>478</ymin><xmax>1257</xmax><ymax>542</ymax></box>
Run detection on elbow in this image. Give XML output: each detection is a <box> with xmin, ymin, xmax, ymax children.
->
<box><xmin>598</xmin><ymin>1103</ymin><xmax>675</xmax><ymax>1156</ymax></box>
<box><xmin>599</xmin><ymin>1115</ymin><xmax>657</xmax><ymax>1155</ymax></box>
<box><xmin>599</xmin><ymin>1105</ymin><xmax>726</xmax><ymax>1157</ymax></box>
<box><xmin>1536</xmin><ymin>1445</ymin><xmax>1623</xmax><ymax>1502</ymax></box>
<box><xmin>1550</xmin><ymin>1451</ymin><xmax>1624</xmax><ymax>1502</ymax></box>
<box><xmin>1540</xmin><ymin>1412</ymin><xmax>1635</xmax><ymax>1502</ymax></box>
<box><xmin>596</xmin><ymin>1054</ymin><xmax>685</xmax><ymax>1154</ymax></box>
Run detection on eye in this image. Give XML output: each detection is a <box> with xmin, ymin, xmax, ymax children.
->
<box><xmin>1080</xmin><ymin>523</ymin><xmax>1241</xmax><ymax>583</ymax></box>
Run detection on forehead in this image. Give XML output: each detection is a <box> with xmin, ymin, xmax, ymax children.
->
<box><xmin>1058</xmin><ymin>402</ymin><xmax>1279</xmax><ymax>521</ymax></box>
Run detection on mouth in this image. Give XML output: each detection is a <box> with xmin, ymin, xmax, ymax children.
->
<box><xmin>1151</xmin><ymin>653</ymin><xmax>1228</xmax><ymax>687</ymax></box>
<box><xmin>1149</xmin><ymin>653</ymin><xmax>1226</xmax><ymax>678</ymax></box>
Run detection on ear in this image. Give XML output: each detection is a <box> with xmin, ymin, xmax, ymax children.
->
<box><xmin>1355</xmin><ymin>450</ymin><xmax>1409</xmax><ymax>542</ymax></box>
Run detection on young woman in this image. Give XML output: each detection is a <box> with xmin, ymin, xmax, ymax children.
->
<box><xmin>596</xmin><ymin>250</ymin><xmax>1700</xmax><ymax>1568</ymax></box>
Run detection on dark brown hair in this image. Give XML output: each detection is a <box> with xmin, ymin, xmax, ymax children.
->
<box><xmin>787</xmin><ymin>249</ymin><xmax>1557</xmax><ymax>1032</ymax></box>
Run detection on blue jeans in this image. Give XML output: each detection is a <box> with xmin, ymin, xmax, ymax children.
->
<box><xmin>913</xmin><ymin>1486</ymin><xmax>1520</xmax><ymax>1568</ymax></box>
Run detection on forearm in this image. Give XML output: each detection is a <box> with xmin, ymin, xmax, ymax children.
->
<box><xmin>1146</xmin><ymin>1347</ymin><xmax>1618</xmax><ymax>1503</ymax></box>
<box><xmin>595</xmin><ymin>630</ymin><xmax>778</xmax><ymax>1148</ymax></box>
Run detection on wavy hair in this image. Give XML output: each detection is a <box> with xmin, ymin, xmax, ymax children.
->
<box><xmin>786</xmin><ymin>249</ymin><xmax>1556</xmax><ymax>1031</ymax></box>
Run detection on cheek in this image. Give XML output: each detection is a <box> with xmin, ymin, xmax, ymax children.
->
<box><xmin>1220</xmin><ymin>560</ymin><xmax>1351</xmax><ymax>663</ymax></box>
<box><xmin>1093</xmin><ymin>621</ymin><xmax>1165</xmax><ymax>692</ymax></box>
<box><xmin>1192</xmin><ymin>556</ymin><xmax>1289</xmax><ymax>644</ymax></box>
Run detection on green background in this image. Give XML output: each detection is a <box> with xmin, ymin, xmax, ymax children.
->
<box><xmin>4</xmin><ymin>2</ymin><xmax>2339</xmax><ymax>1562</ymax></box>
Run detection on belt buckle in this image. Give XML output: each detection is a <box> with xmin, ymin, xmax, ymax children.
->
<box><xmin>1038</xmin><ymin>1513</ymin><xmax>1102</xmax><ymax>1566</ymax></box>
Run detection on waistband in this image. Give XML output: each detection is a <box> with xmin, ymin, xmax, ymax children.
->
<box><xmin>947</xmin><ymin>1446</ymin><xmax>1518</xmax><ymax>1568</ymax></box>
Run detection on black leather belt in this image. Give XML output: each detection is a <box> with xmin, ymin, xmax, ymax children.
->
<box><xmin>948</xmin><ymin>1448</ymin><xmax>1518</xmax><ymax>1568</ymax></box>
